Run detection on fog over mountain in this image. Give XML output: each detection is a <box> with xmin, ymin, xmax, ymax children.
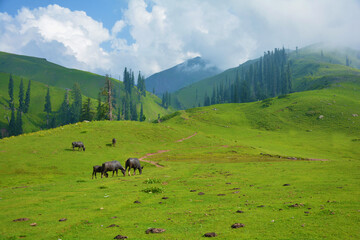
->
<box><xmin>145</xmin><ymin>56</ymin><xmax>221</xmax><ymax>95</ymax></box>
<box><xmin>0</xmin><ymin>0</ymin><xmax>359</xmax><ymax>78</ymax></box>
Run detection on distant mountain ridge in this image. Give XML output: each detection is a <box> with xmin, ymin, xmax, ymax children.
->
<box><xmin>171</xmin><ymin>44</ymin><xmax>360</xmax><ymax>109</ymax></box>
<box><xmin>145</xmin><ymin>57</ymin><xmax>221</xmax><ymax>95</ymax></box>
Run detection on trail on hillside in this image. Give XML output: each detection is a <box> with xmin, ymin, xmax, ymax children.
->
<box><xmin>138</xmin><ymin>132</ymin><xmax>198</xmax><ymax>167</ymax></box>
<box><xmin>176</xmin><ymin>132</ymin><xmax>197</xmax><ymax>142</ymax></box>
<box><xmin>139</xmin><ymin>150</ymin><xmax>170</xmax><ymax>168</ymax></box>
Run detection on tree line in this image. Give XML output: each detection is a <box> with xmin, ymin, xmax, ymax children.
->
<box><xmin>6</xmin><ymin>68</ymin><xmax>147</xmax><ymax>137</ymax></box>
<box><xmin>203</xmin><ymin>47</ymin><xmax>292</xmax><ymax>106</ymax></box>
<box><xmin>7</xmin><ymin>75</ymin><xmax>31</xmax><ymax>136</ymax></box>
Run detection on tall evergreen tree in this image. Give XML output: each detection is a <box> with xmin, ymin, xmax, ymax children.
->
<box><xmin>96</xmin><ymin>92</ymin><xmax>106</xmax><ymax>120</ymax></box>
<box><xmin>59</xmin><ymin>90</ymin><xmax>71</xmax><ymax>126</ymax></box>
<box><xmin>24</xmin><ymin>80</ymin><xmax>31</xmax><ymax>113</ymax></box>
<box><xmin>8</xmin><ymin>74</ymin><xmax>14</xmax><ymax>110</ymax></box>
<box><xmin>139</xmin><ymin>103</ymin><xmax>146</xmax><ymax>122</ymax></box>
<box><xmin>18</xmin><ymin>79</ymin><xmax>24</xmax><ymax>112</ymax></box>
<box><xmin>44</xmin><ymin>87</ymin><xmax>52</xmax><ymax>127</ymax></box>
<box><xmin>70</xmin><ymin>83</ymin><xmax>82</xmax><ymax>123</ymax></box>
<box><xmin>9</xmin><ymin>108</ymin><xmax>16</xmax><ymax>136</ymax></box>
<box><xmin>15</xmin><ymin>109</ymin><xmax>23</xmax><ymax>135</ymax></box>
<box><xmin>131</xmin><ymin>101</ymin><xmax>138</xmax><ymax>121</ymax></box>
<box><xmin>102</xmin><ymin>75</ymin><xmax>113</xmax><ymax>120</ymax></box>
<box><xmin>80</xmin><ymin>98</ymin><xmax>95</xmax><ymax>121</ymax></box>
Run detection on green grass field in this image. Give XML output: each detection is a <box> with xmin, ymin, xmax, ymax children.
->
<box><xmin>1</xmin><ymin>79</ymin><xmax>359</xmax><ymax>239</ymax></box>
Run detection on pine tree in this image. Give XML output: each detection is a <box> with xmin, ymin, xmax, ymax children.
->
<box><xmin>44</xmin><ymin>87</ymin><xmax>52</xmax><ymax>127</ymax></box>
<box><xmin>80</xmin><ymin>98</ymin><xmax>95</xmax><ymax>121</ymax></box>
<box><xmin>131</xmin><ymin>101</ymin><xmax>138</xmax><ymax>121</ymax></box>
<box><xmin>15</xmin><ymin>109</ymin><xmax>23</xmax><ymax>135</ymax></box>
<box><xmin>102</xmin><ymin>75</ymin><xmax>113</xmax><ymax>120</ymax></box>
<box><xmin>69</xmin><ymin>83</ymin><xmax>82</xmax><ymax>123</ymax></box>
<box><xmin>139</xmin><ymin>103</ymin><xmax>145</xmax><ymax>122</ymax></box>
<box><xmin>59</xmin><ymin>90</ymin><xmax>71</xmax><ymax>125</ymax></box>
<box><xmin>9</xmin><ymin>108</ymin><xmax>16</xmax><ymax>136</ymax></box>
<box><xmin>24</xmin><ymin>80</ymin><xmax>31</xmax><ymax>113</ymax></box>
<box><xmin>19</xmin><ymin>79</ymin><xmax>24</xmax><ymax>112</ymax></box>
<box><xmin>8</xmin><ymin>74</ymin><xmax>14</xmax><ymax>110</ymax></box>
<box><xmin>96</xmin><ymin>92</ymin><xmax>104</xmax><ymax>120</ymax></box>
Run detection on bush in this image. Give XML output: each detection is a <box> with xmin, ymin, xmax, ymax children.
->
<box><xmin>143</xmin><ymin>178</ymin><xmax>162</xmax><ymax>184</ymax></box>
<box><xmin>141</xmin><ymin>187</ymin><xmax>164</xmax><ymax>194</ymax></box>
<box><xmin>261</xmin><ymin>98</ymin><xmax>273</xmax><ymax>108</ymax></box>
<box><xmin>153</xmin><ymin>111</ymin><xmax>180</xmax><ymax>123</ymax></box>
<box><xmin>277</xmin><ymin>94</ymin><xmax>290</xmax><ymax>99</ymax></box>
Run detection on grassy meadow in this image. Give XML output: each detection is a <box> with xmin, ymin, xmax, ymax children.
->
<box><xmin>0</xmin><ymin>81</ymin><xmax>359</xmax><ymax>239</ymax></box>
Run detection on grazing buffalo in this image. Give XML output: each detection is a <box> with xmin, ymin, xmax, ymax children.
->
<box><xmin>125</xmin><ymin>158</ymin><xmax>143</xmax><ymax>176</ymax></box>
<box><xmin>92</xmin><ymin>165</ymin><xmax>107</xmax><ymax>179</ymax></box>
<box><xmin>101</xmin><ymin>160</ymin><xmax>125</xmax><ymax>178</ymax></box>
<box><xmin>112</xmin><ymin>138</ymin><xmax>116</xmax><ymax>147</ymax></box>
<box><xmin>72</xmin><ymin>141</ymin><xmax>85</xmax><ymax>151</ymax></box>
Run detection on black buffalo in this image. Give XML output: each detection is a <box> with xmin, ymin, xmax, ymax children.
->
<box><xmin>125</xmin><ymin>158</ymin><xmax>143</xmax><ymax>176</ymax></box>
<box><xmin>92</xmin><ymin>165</ymin><xmax>107</xmax><ymax>179</ymax></box>
<box><xmin>101</xmin><ymin>160</ymin><xmax>125</xmax><ymax>178</ymax></box>
<box><xmin>72</xmin><ymin>141</ymin><xmax>85</xmax><ymax>151</ymax></box>
<box><xmin>112</xmin><ymin>138</ymin><xmax>116</xmax><ymax>147</ymax></box>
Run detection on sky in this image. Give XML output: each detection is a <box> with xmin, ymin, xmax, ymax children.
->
<box><xmin>0</xmin><ymin>0</ymin><xmax>359</xmax><ymax>79</ymax></box>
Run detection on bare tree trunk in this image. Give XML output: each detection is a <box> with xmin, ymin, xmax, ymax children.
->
<box><xmin>106</xmin><ymin>76</ymin><xmax>113</xmax><ymax>121</ymax></box>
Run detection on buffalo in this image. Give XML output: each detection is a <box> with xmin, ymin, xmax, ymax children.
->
<box><xmin>92</xmin><ymin>165</ymin><xmax>107</xmax><ymax>179</ymax></box>
<box><xmin>72</xmin><ymin>141</ymin><xmax>85</xmax><ymax>151</ymax></box>
<box><xmin>125</xmin><ymin>158</ymin><xmax>143</xmax><ymax>176</ymax></box>
<box><xmin>101</xmin><ymin>160</ymin><xmax>125</xmax><ymax>178</ymax></box>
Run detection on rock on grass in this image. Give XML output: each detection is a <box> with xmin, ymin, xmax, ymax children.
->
<box><xmin>145</xmin><ymin>228</ymin><xmax>166</xmax><ymax>234</ymax></box>
<box><xmin>13</xmin><ymin>218</ymin><xmax>29</xmax><ymax>222</ymax></box>
<box><xmin>204</xmin><ymin>232</ymin><xmax>217</xmax><ymax>237</ymax></box>
<box><xmin>231</xmin><ymin>223</ymin><xmax>245</xmax><ymax>228</ymax></box>
<box><xmin>114</xmin><ymin>235</ymin><xmax>128</xmax><ymax>239</ymax></box>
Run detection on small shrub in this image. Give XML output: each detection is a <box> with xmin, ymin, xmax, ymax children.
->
<box><xmin>277</xmin><ymin>94</ymin><xmax>290</xmax><ymax>99</ymax></box>
<box><xmin>261</xmin><ymin>98</ymin><xmax>273</xmax><ymax>108</ymax></box>
<box><xmin>143</xmin><ymin>178</ymin><xmax>162</xmax><ymax>184</ymax></box>
<box><xmin>352</xmin><ymin>139</ymin><xmax>360</xmax><ymax>142</ymax></box>
<box><xmin>153</xmin><ymin>111</ymin><xmax>180</xmax><ymax>123</ymax></box>
<box><xmin>142</xmin><ymin>187</ymin><xmax>164</xmax><ymax>194</ymax></box>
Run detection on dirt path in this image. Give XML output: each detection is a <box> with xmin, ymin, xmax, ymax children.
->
<box><xmin>138</xmin><ymin>132</ymin><xmax>198</xmax><ymax>167</ymax></box>
<box><xmin>139</xmin><ymin>150</ymin><xmax>170</xmax><ymax>168</ymax></box>
<box><xmin>176</xmin><ymin>132</ymin><xmax>197</xmax><ymax>142</ymax></box>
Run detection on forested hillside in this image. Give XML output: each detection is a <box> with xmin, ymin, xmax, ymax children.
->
<box><xmin>0</xmin><ymin>52</ymin><xmax>172</xmax><ymax>138</ymax></box>
<box><xmin>172</xmin><ymin>45</ymin><xmax>360</xmax><ymax>109</ymax></box>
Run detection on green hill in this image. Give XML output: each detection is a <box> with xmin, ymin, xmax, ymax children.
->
<box><xmin>172</xmin><ymin>44</ymin><xmax>360</xmax><ymax>109</ymax></box>
<box><xmin>0</xmin><ymin>79</ymin><xmax>359</xmax><ymax>239</ymax></box>
<box><xmin>0</xmin><ymin>51</ymin><xmax>117</xmax><ymax>99</ymax></box>
<box><xmin>0</xmin><ymin>52</ymin><xmax>173</xmax><ymax>136</ymax></box>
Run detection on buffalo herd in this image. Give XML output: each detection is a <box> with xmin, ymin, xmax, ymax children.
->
<box><xmin>72</xmin><ymin>140</ymin><xmax>143</xmax><ymax>179</ymax></box>
<box><xmin>92</xmin><ymin>158</ymin><xmax>143</xmax><ymax>179</ymax></box>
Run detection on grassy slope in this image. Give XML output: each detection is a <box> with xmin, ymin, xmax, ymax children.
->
<box><xmin>0</xmin><ymin>51</ymin><xmax>117</xmax><ymax>99</ymax></box>
<box><xmin>0</xmin><ymin>81</ymin><xmax>359</xmax><ymax>239</ymax></box>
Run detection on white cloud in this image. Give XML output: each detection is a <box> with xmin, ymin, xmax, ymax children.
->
<box><xmin>0</xmin><ymin>0</ymin><xmax>359</xmax><ymax>78</ymax></box>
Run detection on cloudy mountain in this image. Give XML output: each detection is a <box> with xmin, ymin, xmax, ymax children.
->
<box><xmin>145</xmin><ymin>57</ymin><xmax>221</xmax><ymax>95</ymax></box>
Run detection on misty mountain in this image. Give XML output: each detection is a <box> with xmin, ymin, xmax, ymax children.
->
<box><xmin>145</xmin><ymin>57</ymin><xmax>221</xmax><ymax>95</ymax></box>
